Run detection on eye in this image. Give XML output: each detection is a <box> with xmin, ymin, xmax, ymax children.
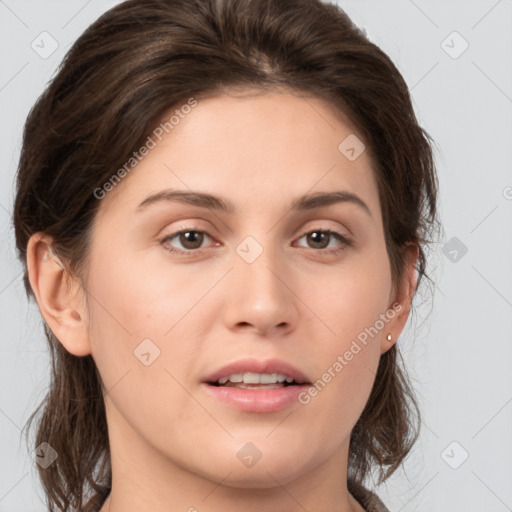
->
<box><xmin>160</xmin><ymin>227</ymin><xmax>352</xmax><ymax>257</ymax></box>
<box><xmin>160</xmin><ymin>229</ymin><xmax>216</xmax><ymax>255</ymax></box>
<box><xmin>295</xmin><ymin>229</ymin><xmax>352</xmax><ymax>254</ymax></box>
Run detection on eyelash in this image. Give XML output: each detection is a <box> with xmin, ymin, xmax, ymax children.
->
<box><xmin>160</xmin><ymin>227</ymin><xmax>353</xmax><ymax>257</ymax></box>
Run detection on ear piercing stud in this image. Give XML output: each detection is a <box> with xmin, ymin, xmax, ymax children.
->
<box><xmin>386</xmin><ymin>333</ymin><xmax>392</xmax><ymax>342</ymax></box>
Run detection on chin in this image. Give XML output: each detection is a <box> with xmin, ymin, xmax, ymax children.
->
<box><xmin>190</xmin><ymin>445</ymin><xmax>317</xmax><ymax>489</ymax></box>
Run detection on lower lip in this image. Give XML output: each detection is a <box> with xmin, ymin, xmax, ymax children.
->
<box><xmin>202</xmin><ymin>383</ymin><xmax>310</xmax><ymax>413</ymax></box>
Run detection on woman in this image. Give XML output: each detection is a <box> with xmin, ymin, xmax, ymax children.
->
<box><xmin>13</xmin><ymin>0</ymin><xmax>439</xmax><ymax>510</ymax></box>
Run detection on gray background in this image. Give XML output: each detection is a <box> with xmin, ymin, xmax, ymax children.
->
<box><xmin>1</xmin><ymin>1</ymin><xmax>511</xmax><ymax>511</ymax></box>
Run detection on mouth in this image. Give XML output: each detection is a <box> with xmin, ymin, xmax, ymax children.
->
<box><xmin>207</xmin><ymin>372</ymin><xmax>307</xmax><ymax>389</ymax></box>
<box><xmin>202</xmin><ymin>358</ymin><xmax>311</xmax><ymax>388</ymax></box>
<box><xmin>201</xmin><ymin>358</ymin><xmax>312</xmax><ymax>413</ymax></box>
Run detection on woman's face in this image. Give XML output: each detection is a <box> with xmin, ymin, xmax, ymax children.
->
<box><xmin>78</xmin><ymin>89</ymin><xmax>412</xmax><ymax>490</ymax></box>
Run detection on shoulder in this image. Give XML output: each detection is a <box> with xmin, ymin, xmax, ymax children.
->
<box><xmin>348</xmin><ymin>477</ymin><xmax>391</xmax><ymax>512</ymax></box>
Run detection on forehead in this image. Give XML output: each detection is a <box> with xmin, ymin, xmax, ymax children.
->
<box><xmin>95</xmin><ymin>88</ymin><xmax>380</xmax><ymax>220</ymax></box>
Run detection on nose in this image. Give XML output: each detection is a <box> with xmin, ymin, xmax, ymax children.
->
<box><xmin>222</xmin><ymin>241</ymin><xmax>299</xmax><ymax>337</ymax></box>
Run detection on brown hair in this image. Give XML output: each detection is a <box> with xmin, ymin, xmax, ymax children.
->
<box><xmin>13</xmin><ymin>0</ymin><xmax>439</xmax><ymax>510</ymax></box>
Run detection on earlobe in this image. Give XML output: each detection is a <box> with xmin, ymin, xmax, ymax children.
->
<box><xmin>26</xmin><ymin>233</ymin><xmax>91</xmax><ymax>356</ymax></box>
<box><xmin>380</xmin><ymin>242</ymin><xmax>419</xmax><ymax>354</ymax></box>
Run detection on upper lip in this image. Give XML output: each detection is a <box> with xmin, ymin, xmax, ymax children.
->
<box><xmin>202</xmin><ymin>358</ymin><xmax>311</xmax><ymax>384</ymax></box>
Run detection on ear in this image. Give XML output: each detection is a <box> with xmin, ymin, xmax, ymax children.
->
<box><xmin>26</xmin><ymin>233</ymin><xmax>92</xmax><ymax>356</ymax></box>
<box><xmin>380</xmin><ymin>242</ymin><xmax>419</xmax><ymax>354</ymax></box>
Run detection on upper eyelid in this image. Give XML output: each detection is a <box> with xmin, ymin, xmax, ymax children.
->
<box><xmin>160</xmin><ymin>226</ymin><xmax>352</xmax><ymax>249</ymax></box>
<box><xmin>159</xmin><ymin>218</ymin><xmax>352</xmax><ymax>237</ymax></box>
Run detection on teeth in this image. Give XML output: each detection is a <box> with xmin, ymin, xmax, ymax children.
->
<box><xmin>216</xmin><ymin>372</ymin><xmax>295</xmax><ymax>385</ymax></box>
<box><xmin>244</xmin><ymin>372</ymin><xmax>261</xmax><ymax>384</ymax></box>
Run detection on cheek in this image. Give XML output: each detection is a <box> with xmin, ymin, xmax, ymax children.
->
<box><xmin>298</xmin><ymin>246</ymin><xmax>392</xmax><ymax>409</ymax></box>
<box><xmin>86</xmin><ymin>244</ymin><xmax>207</xmax><ymax>340</ymax></box>
<box><xmin>84</xmin><ymin>243</ymin><xmax>220</xmax><ymax>393</ymax></box>
<box><xmin>84</xmin><ymin>256</ymin><xmax>206</xmax><ymax>431</ymax></box>
<box><xmin>308</xmin><ymin>246</ymin><xmax>393</xmax><ymax>344</ymax></box>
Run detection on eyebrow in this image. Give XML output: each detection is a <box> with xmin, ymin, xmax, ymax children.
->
<box><xmin>137</xmin><ymin>189</ymin><xmax>372</xmax><ymax>217</ymax></box>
